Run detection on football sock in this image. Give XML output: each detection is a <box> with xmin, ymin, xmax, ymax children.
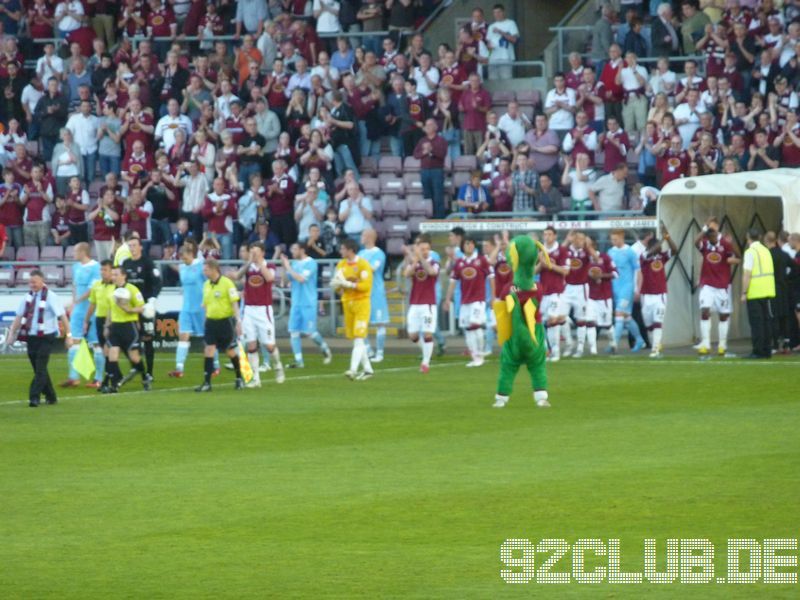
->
<box><xmin>67</xmin><ymin>345</ymin><xmax>79</xmax><ymax>380</ymax></box>
<box><xmin>231</xmin><ymin>355</ymin><xmax>242</xmax><ymax>379</ymax></box>
<box><xmin>534</xmin><ymin>390</ymin><xmax>549</xmax><ymax>405</ymax></box>
<box><xmin>204</xmin><ymin>357</ymin><xmax>214</xmax><ymax>384</ymax></box>
<box><xmin>108</xmin><ymin>361</ymin><xmax>121</xmax><ymax>386</ymax></box>
<box><xmin>422</xmin><ymin>340</ymin><xmax>434</xmax><ymax>365</ymax></box>
<box><xmin>350</xmin><ymin>338</ymin><xmax>364</xmax><ymax>372</ymax></box>
<box><xmin>248</xmin><ymin>352</ymin><xmax>260</xmax><ymax>381</ymax></box>
<box><xmin>700</xmin><ymin>319</ymin><xmax>711</xmax><ymax>348</ymax></box>
<box><xmin>133</xmin><ymin>359</ymin><xmax>145</xmax><ymax>380</ymax></box>
<box><xmin>261</xmin><ymin>347</ymin><xmax>271</xmax><ymax>368</ymax></box>
<box><xmin>176</xmin><ymin>341</ymin><xmax>190</xmax><ymax>372</ymax></box>
<box><xmin>587</xmin><ymin>327</ymin><xmax>597</xmax><ymax>352</ymax></box>
<box><xmin>290</xmin><ymin>333</ymin><xmax>303</xmax><ymax>363</ymax></box>
<box><xmin>613</xmin><ymin>317</ymin><xmax>625</xmax><ymax>345</ymax></box>
<box><xmin>213</xmin><ymin>350</ymin><xmax>220</xmax><ymax>371</ymax></box>
<box><xmin>144</xmin><ymin>340</ymin><xmax>155</xmax><ymax>377</ymax></box>
<box><xmin>625</xmin><ymin>318</ymin><xmax>643</xmax><ymax>343</ymax></box>
<box><xmin>360</xmin><ymin>344</ymin><xmax>373</xmax><ymax>373</ymax></box>
<box><xmin>376</xmin><ymin>327</ymin><xmax>386</xmax><ymax>355</ymax></box>
<box><xmin>546</xmin><ymin>326</ymin><xmax>560</xmax><ymax>355</ymax></box>
<box><xmin>474</xmin><ymin>328</ymin><xmax>485</xmax><ymax>357</ymax></box>
<box><xmin>576</xmin><ymin>325</ymin><xmax>586</xmax><ymax>350</ymax></box>
<box><xmin>652</xmin><ymin>326</ymin><xmax>663</xmax><ymax>349</ymax></box>
<box><xmin>271</xmin><ymin>348</ymin><xmax>283</xmax><ymax>370</ymax></box>
<box><xmin>433</xmin><ymin>327</ymin><xmax>445</xmax><ymax>347</ymax></box>
<box><xmin>485</xmin><ymin>326</ymin><xmax>495</xmax><ymax>354</ymax></box>
<box><xmin>93</xmin><ymin>347</ymin><xmax>105</xmax><ymax>382</ymax></box>
<box><xmin>718</xmin><ymin>320</ymin><xmax>729</xmax><ymax>349</ymax></box>
<box><xmin>561</xmin><ymin>322</ymin><xmax>572</xmax><ymax>348</ymax></box>
<box><xmin>606</xmin><ymin>327</ymin><xmax>617</xmax><ymax>349</ymax></box>
<box><xmin>310</xmin><ymin>331</ymin><xmax>329</xmax><ymax>353</ymax></box>
<box><xmin>463</xmin><ymin>329</ymin><xmax>474</xmax><ymax>357</ymax></box>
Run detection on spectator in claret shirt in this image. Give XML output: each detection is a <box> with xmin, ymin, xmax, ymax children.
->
<box><xmin>458</xmin><ymin>72</ymin><xmax>491</xmax><ymax>155</ymax></box>
<box><xmin>0</xmin><ymin>168</ymin><xmax>23</xmax><ymax>248</ymax></box>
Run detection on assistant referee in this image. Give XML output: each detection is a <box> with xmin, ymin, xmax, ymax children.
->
<box><xmin>197</xmin><ymin>259</ymin><xmax>244</xmax><ymax>392</ymax></box>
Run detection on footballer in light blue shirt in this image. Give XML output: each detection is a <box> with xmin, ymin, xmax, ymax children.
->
<box><xmin>171</xmin><ymin>245</ymin><xmax>207</xmax><ymax>376</ymax></box>
<box><xmin>606</xmin><ymin>230</ymin><xmax>645</xmax><ymax>351</ymax></box>
<box><xmin>66</xmin><ymin>243</ymin><xmax>101</xmax><ymax>383</ymax></box>
<box><xmin>282</xmin><ymin>242</ymin><xmax>331</xmax><ymax>368</ymax></box>
<box><xmin>358</xmin><ymin>229</ymin><xmax>389</xmax><ymax>362</ymax></box>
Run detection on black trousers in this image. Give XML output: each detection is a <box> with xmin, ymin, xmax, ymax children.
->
<box><xmin>181</xmin><ymin>211</ymin><xmax>204</xmax><ymax>243</ymax></box>
<box><xmin>26</xmin><ymin>334</ymin><xmax>57</xmax><ymax>402</ymax></box>
<box><xmin>747</xmin><ymin>298</ymin><xmax>773</xmax><ymax>358</ymax></box>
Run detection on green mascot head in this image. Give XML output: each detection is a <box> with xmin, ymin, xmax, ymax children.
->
<box><xmin>507</xmin><ymin>235</ymin><xmax>551</xmax><ymax>291</ymax></box>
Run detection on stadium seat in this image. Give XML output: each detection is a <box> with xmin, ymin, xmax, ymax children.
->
<box><xmin>444</xmin><ymin>155</ymin><xmax>453</xmax><ymax>174</ymax></box>
<box><xmin>64</xmin><ymin>246</ymin><xmax>76</xmax><ymax>260</ymax></box>
<box><xmin>41</xmin><ymin>266</ymin><xmax>64</xmax><ymax>287</ymax></box>
<box><xmin>492</xmin><ymin>90</ymin><xmax>516</xmax><ymax>105</ymax></box>
<box><xmin>372</xmin><ymin>220</ymin><xmax>386</xmax><ymax>239</ymax></box>
<box><xmin>383</xmin><ymin>218</ymin><xmax>411</xmax><ymax>240</ymax></box>
<box><xmin>382</xmin><ymin>197</ymin><xmax>408</xmax><ymax>218</ymax></box>
<box><xmin>515</xmin><ymin>89</ymin><xmax>541</xmax><ymax>109</ymax></box>
<box><xmin>40</xmin><ymin>246</ymin><xmax>64</xmax><ymax>261</ymax></box>
<box><xmin>0</xmin><ymin>267</ymin><xmax>14</xmax><ymax>286</ymax></box>
<box><xmin>403</xmin><ymin>156</ymin><xmax>421</xmax><ymax>173</ymax></box>
<box><xmin>379</xmin><ymin>173</ymin><xmax>405</xmax><ymax>196</ymax></box>
<box><xmin>64</xmin><ymin>265</ymin><xmax>73</xmax><ymax>284</ymax></box>
<box><xmin>1</xmin><ymin>245</ymin><xmax>14</xmax><ymax>261</ymax></box>
<box><xmin>360</xmin><ymin>156</ymin><xmax>379</xmax><ymax>177</ymax></box>
<box><xmin>378</xmin><ymin>156</ymin><xmax>402</xmax><ymax>175</ymax></box>
<box><xmin>15</xmin><ymin>267</ymin><xmax>35</xmax><ymax>286</ymax></box>
<box><xmin>453</xmin><ymin>171</ymin><xmax>471</xmax><ymax>192</ymax></box>
<box><xmin>403</xmin><ymin>173</ymin><xmax>424</xmax><ymax>194</ymax></box>
<box><xmin>149</xmin><ymin>244</ymin><xmax>162</xmax><ymax>259</ymax></box>
<box><xmin>360</xmin><ymin>177</ymin><xmax>380</xmax><ymax>197</ymax></box>
<box><xmin>385</xmin><ymin>237</ymin><xmax>407</xmax><ymax>256</ymax></box>
<box><xmin>371</xmin><ymin>198</ymin><xmax>383</xmax><ymax>219</ymax></box>
<box><xmin>88</xmin><ymin>180</ymin><xmax>104</xmax><ymax>199</ymax></box>
<box><xmin>408</xmin><ymin>197</ymin><xmax>433</xmax><ymax>218</ymax></box>
<box><xmin>453</xmin><ymin>155</ymin><xmax>478</xmax><ymax>173</ymax></box>
<box><xmin>25</xmin><ymin>141</ymin><xmax>39</xmax><ymax>157</ymax></box>
<box><xmin>16</xmin><ymin>246</ymin><xmax>40</xmax><ymax>262</ymax></box>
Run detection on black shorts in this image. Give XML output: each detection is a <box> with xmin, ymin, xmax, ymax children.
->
<box><xmin>109</xmin><ymin>322</ymin><xmax>141</xmax><ymax>352</ymax></box>
<box><xmin>204</xmin><ymin>318</ymin><xmax>236</xmax><ymax>350</ymax></box>
<box><xmin>95</xmin><ymin>317</ymin><xmax>106</xmax><ymax>346</ymax></box>
<box><xmin>139</xmin><ymin>313</ymin><xmax>155</xmax><ymax>338</ymax></box>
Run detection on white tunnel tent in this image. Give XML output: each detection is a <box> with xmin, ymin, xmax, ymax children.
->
<box><xmin>657</xmin><ymin>169</ymin><xmax>800</xmax><ymax>347</ymax></box>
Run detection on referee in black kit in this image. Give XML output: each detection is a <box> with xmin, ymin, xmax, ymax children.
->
<box><xmin>4</xmin><ymin>270</ymin><xmax>73</xmax><ymax>407</ymax></box>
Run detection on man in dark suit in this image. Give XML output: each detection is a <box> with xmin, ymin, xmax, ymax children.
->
<box><xmin>651</xmin><ymin>2</ymin><xmax>681</xmax><ymax>57</ymax></box>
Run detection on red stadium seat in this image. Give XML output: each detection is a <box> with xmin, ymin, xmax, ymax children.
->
<box><xmin>379</xmin><ymin>173</ymin><xmax>405</xmax><ymax>196</ymax></box>
<box><xmin>40</xmin><ymin>246</ymin><xmax>64</xmax><ymax>261</ymax></box>
<box><xmin>370</xmin><ymin>198</ymin><xmax>383</xmax><ymax>219</ymax></box>
<box><xmin>515</xmin><ymin>89</ymin><xmax>541</xmax><ymax>109</ymax></box>
<box><xmin>41</xmin><ymin>266</ymin><xmax>64</xmax><ymax>287</ymax></box>
<box><xmin>1</xmin><ymin>245</ymin><xmax>14</xmax><ymax>261</ymax></box>
<box><xmin>403</xmin><ymin>156</ymin><xmax>421</xmax><ymax>172</ymax></box>
<box><xmin>15</xmin><ymin>267</ymin><xmax>35</xmax><ymax>286</ymax></box>
<box><xmin>492</xmin><ymin>90</ymin><xmax>516</xmax><ymax>105</ymax></box>
<box><xmin>360</xmin><ymin>177</ymin><xmax>380</xmax><ymax>197</ymax></box>
<box><xmin>64</xmin><ymin>265</ymin><xmax>73</xmax><ymax>285</ymax></box>
<box><xmin>403</xmin><ymin>172</ymin><xmax>423</xmax><ymax>195</ymax></box>
<box><xmin>408</xmin><ymin>197</ymin><xmax>433</xmax><ymax>218</ymax></box>
<box><xmin>453</xmin><ymin>155</ymin><xmax>478</xmax><ymax>172</ymax></box>
<box><xmin>64</xmin><ymin>246</ymin><xmax>76</xmax><ymax>260</ymax></box>
<box><xmin>16</xmin><ymin>246</ymin><xmax>39</xmax><ymax>262</ymax></box>
<box><xmin>0</xmin><ymin>267</ymin><xmax>14</xmax><ymax>286</ymax></box>
<box><xmin>360</xmin><ymin>156</ymin><xmax>379</xmax><ymax>177</ymax></box>
<box><xmin>382</xmin><ymin>197</ymin><xmax>408</xmax><ymax>218</ymax></box>
<box><xmin>385</xmin><ymin>237</ymin><xmax>407</xmax><ymax>256</ymax></box>
<box><xmin>383</xmin><ymin>218</ymin><xmax>411</xmax><ymax>240</ymax></box>
<box><xmin>378</xmin><ymin>156</ymin><xmax>403</xmax><ymax>175</ymax></box>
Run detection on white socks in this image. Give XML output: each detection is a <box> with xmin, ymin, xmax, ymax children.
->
<box><xmin>718</xmin><ymin>320</ymin><xmax>729</xmax><ymax>350</ymax></box>
<box><xmin>534</xmin><ymin>390</ymin><xmax>550</xmax><ymax>407</ymax></box>
<box><xmin>271</xmin><ymin>347</ymin><xmax>283</xmax><ymax>370</ymax></box>
<box><xmin>547</xmin><ymin>325</ymin><xmax>560</xmax><ymax>356</ymax></box>
<box><xmin>561</xmin><ymin>322</ymin><xmax>572</xmax><ymax>349</ymax></box>
<box><xmin>652</xmin><ymin>327</ymin><xmax>663</xmax><ymax>350</ymax></box>
<box><xmin>248</xmin><ymin>352</ymin><xmax>260</xmax><ymax>382</ymax></box>
<box><xmin>700</xmin><ymin>319</ymin><xmax>711</xmax><ymax>348</ymax></box>
<box><xmin>422</xmin><ymin>339</ymin><xmax>434</xmax><ymax>366</ymax></box>
<box><xmin>576</xmin><ymin>326</ymin><xmax>586</xmax><ymax>351</ymax></box>
<box><xmin>351</xmin><ymin>338</ymin><xmax>365</xmax><ymax>373</ymax></box>
<box><xmin>474</xmin><ymin>328</ymin><xmax>485</xmax><ymax>357</ymax></box>
<box><xmin>586</xmin><ymin>327</ymin><xmax>597</xmax><ymax>353</ymax></box>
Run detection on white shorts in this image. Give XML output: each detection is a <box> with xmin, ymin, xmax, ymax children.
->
<box><xmin>242</xmin><ymin>304</ymin><xmax>275</xmax><ymax>346</ymax></box>
<box><xmin>563</xmin><ymin>283</ymin><xmax>589</xmax><ymax>320</ymax></box>
<box><xmin>541</xmin><ymin>293</ymin><xmax>567</xmax><ymax>321</ymax></box>
<box><xmin>642</xmin><ymin>293</ymin><xmax>667</xmax><ymax>327</ymax></box>
<box><xmin>699</xmin><ymin>285</ymin><xmax>731</xmax><ymax>315</ymax></box>
<box><xmin>459</xmin><ymin>301</ymin><xmax>487</xmax><ymax>328</ymax></box>
<box><xmin>407</xmin><ymin>304</ymin><xmax>438</xmax><ymax>335</ymax></box>
<box><xmin>588</xmin><ymin>298</ymin><xmax>613</xmax><ymax>328</ymax></box>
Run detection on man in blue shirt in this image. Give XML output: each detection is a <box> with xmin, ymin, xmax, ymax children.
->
<box><xmin>64</xmin><ymin>242</ymin><xmax>101</xmax><ymax>386</ymax></box>
<box><xmin>281</xmin><ymin>243</ymin><xmax>332</xmax><ymax>368</ymax></box>
<box><xmin>169</xmin><ymin>244</ymin><xmax>208</xmax><ymax>378</ymax></box>
<box><xmin>358</xmin><ymin>228</ymin><xmax>389</xmax><ymax>362</ymax></box>
<box><xmin>6</xmin><ymin>270</ymin><xmax>72</xmax><ymax>407</ymax></box>
<box><xmin>607</xmin><ymin>229</ymin><xmax>645</xmax><ymax>352</ymax></box>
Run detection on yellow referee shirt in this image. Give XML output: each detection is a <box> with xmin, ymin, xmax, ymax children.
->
<box><xmin>203</xmin><ymin>275</ymin><xmax>240</xmax><ymax>319</ymax></box>
<box><xmin>335</xmin><ymin>257</ymin><xmax>373</xmax><ymax>302</ymax></box>
<box><xmin>88</xmin><ymin>280</ymin><xmax>116</xmax><ymax>318</ymax></box>
<box><xmin>110</xmin><ymin>283</ymin><xmax>144</xmax><ymax>323</ymax></box>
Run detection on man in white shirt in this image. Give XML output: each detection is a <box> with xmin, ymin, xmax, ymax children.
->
<box><xmin>309</xmin><ymin>51</ymin><xmax>340</xmax><ymax>91</ymax></box>
<box><xmin>544</xmin><ymin>73</ymin><xmax>577</xmax><ymax>140</ymax></box>
<box><xmin>155</xmin><ymin>99</ymin><xmax>194</xmax><ymax>152</ymax></box>
<box><xmin>313</xmin><ymin>0</ymin><xmax>341</xmax><ymax>35</ymax></box>
<box><xmin>413</xmin><ymin>51</ymin><xmax>440</xmax><ymax>99</ymax></box>
<box><xmin>338</xmin><ymin>182</ymin><xmax>373</xmax><ymax>240</ymax></box>
<box><xmin>36</xmin><ymin>43</ymin><xmax>64</xmax><ymax>83</ymax></box>
<box><xmin>497</xmin><ymin>100</ymin><xmax>530</xmax><ymax>147</ymax></box>
<box><xmin>65</xmin><ymin>100</ymin><xmax>99</xmax><ymax>188</ymax></box>
<box><xmin>486</xmin><ymin>4</ymin><xmax>519</xmax><ymax>79</ymax></box>
<box><xmin>588</xmin><ymin>163</ymin><xmax>627</xmax><ymax>212</ymax></box>
<box><xmin>617</xmin><ymin>51</ymin><xmax>648</xmax><ymax>136</ymax></box>
<box><xmin>673</xmin><ymin>89</ymin><xmax>707</xmax><ymax>149</ymax></box>
<box><xmin>22</xmin><ymin>76</ymin><xmax>45</xmax><ymax>135</ymax></box>
<box><xmin>55</xmin><ymin>0</ymin><xmax>84</xmax><ymax>37</ymax></box>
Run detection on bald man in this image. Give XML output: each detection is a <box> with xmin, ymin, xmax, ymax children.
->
<box><xmin>358</xmin><ymin>228</ymin><xmax>389</xmax><ymax>362</ymax></box>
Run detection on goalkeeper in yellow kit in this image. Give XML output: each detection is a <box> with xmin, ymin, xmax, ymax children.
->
<box><xmin>331</xmin><ymin>238</ymin><xmax>375</xmax><ymax>380</ymax></box>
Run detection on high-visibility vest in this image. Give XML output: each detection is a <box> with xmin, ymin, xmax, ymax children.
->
<box><xmin>745</xmin><ymin>242</ymin><xmax>775</xmax><ymax>300</ymax></box>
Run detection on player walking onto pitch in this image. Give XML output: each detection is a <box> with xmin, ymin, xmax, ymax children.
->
<box><xmin>236</xmin><ymin>241</ymin><xmax>285</xmax><ymax>388</ymax></box>
<box><xmin>562</xmin><ymin>231</ymin><xmax>593</xmax><ymax>358</ymax></box>
<box><xmin>403</xmin><ymin>234</ymin><xmax>440</xmax><ymax>373</ymax></box>
<box><xmin>586</xmin><ymin>236</ymin><xmax>617</xmax><ymax>355</ymax></box>
<box><xmin>196</xmin><ymin>259</ymin><xmax>245</xmax><ymax>392</ymax></box>
<box><xmin>104</xmin><ymin>267</ymin><xmax>150</xmax><ymax>393</ymax></box>
<box><xmin>331</xmin><ymin>238</ymin><xmax>374</xmax><ymax>381</ymax></box>
<box><xmin>168</xmin><ymin>243</ymin><xmax>209</xmax><ymax>378</ymax></box>
<box><xmin>694</xmin><ymin>217</ymin><xmax>741</xmax><ymax>357</ymax></box>
<box><xmin>445</xmin><ymin>237</ymin><xmax>495</xmax><ymax>367</ymax></box>
<box><xmin>539</xmin><ymin>227</ymin><xmax>570</xmax><ymax>361</ymax></box>
<box><xmin>358</xmin><ymin>229</ymin><xmax>389</xmax><ymax>362</ymax></box>
<box><xmin>119</xmin><ymin>233</ymin><xmax>162</xmax><ymax>386</ymax></box>
<box><xmin>84</xmin><ymin>260</ymin><xmax>115</xmax><ymax>391</ymax></box>
<box><xmin>493</xmin><ymin>235</ymin><xmax>551</xmax><ymax>409</ymax></box>
<box><xmin>63</xmin><ymin>242</ymin><xmax>101</xmax><ymax>387</ymax></box>
<box><xmin>281</xmin><ymin>242</ymin><xmax>333</xmax><ymax>368</ymax></box>
<box><xmin>607</xmin><ymin>229</ymin><xmax>645</xmax><ymax>353</ymax></box>
<box><xmin>636</xmin><ymin>228</ymin><xmax>678</xmax><ymax>358</ymax></box>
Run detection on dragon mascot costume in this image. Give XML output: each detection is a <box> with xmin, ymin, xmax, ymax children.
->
<box><xmin>492</xmin><ymin>235</ymin><xmax>551</xmax><ymax>408</ymax></box>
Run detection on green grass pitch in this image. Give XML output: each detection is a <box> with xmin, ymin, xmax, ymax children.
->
<box><xmin>1</xmin><ymin>351</ymin><xmax>799</xmax><ymax>598</ymax></box>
